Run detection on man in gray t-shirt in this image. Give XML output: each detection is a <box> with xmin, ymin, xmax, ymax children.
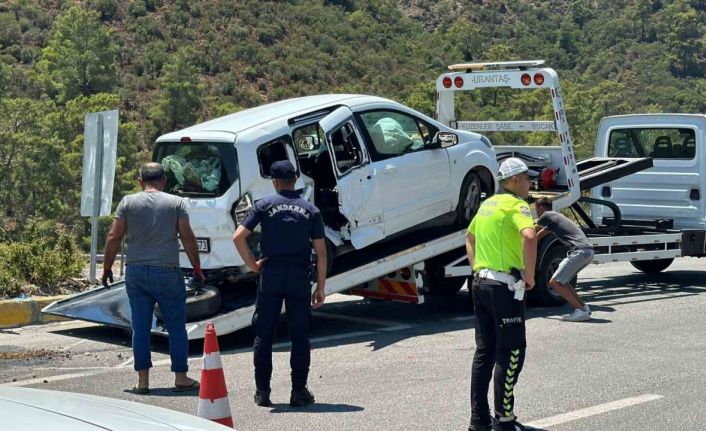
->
<box><xmin>535</xmin><ymin>197</ymin><xmax>594</xmax><ymax>322</ymax></box>
<box><xmin>115</xmin><ymin>188</ymin><xmax>188</xmax><ymax>267</ymax></box>
<box><xmin>102</xmin><ymin>162</ymin><xmax>203</xmax><ymax>393</ymax></box>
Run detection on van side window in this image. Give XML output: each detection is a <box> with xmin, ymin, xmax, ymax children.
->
<box><xmin>358</xmin><ymin>110</ymin><xmax>438</xmax><ymax>161</ymax></box>
<box><xmin>257</xmin><ymin>136</ymin><xmax>298</xmax><ymax>178</ymax></box>
<box><xmin>609</xmin><ymin>128</ymin><xmax>695</xmax><ymax>160</ymax></box>
<box><xmin>326</xmin><ymin>122</ymin><xmax>365</xmax><ymax>175</ymax></box>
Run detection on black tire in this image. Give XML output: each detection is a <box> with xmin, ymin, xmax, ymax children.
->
<box><xmin>456</xmin><ymin>172</ymin><xmax>482</xmax><ymax>228</ymax></box>
<box><xmin>630</xmin><ymin>258</ymin><xmax>673</xmax><ymax>274</ymax></box>
<box><xmin>533</xmin><ymin>245</ymin><xmax>573</xmax><ymax>307</ymax></box>
<box><xmin>155</xmin><ymin>285</ymin><xmax>222</xmax><ymax>322</ymax></box>
<box><xmin>424</xmin><ymin>253</ymin><xmax>467</xmax><ymax>295</ymax></box>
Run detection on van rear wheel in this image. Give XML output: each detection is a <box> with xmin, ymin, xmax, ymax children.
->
<box><xmin>630</xmin><ymin>258</ymin><xmax>673</xmax><ymax>274</ymax></box>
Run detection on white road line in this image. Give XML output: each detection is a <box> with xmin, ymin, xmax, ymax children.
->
<box><xmin>59</xmin><ymin>339</ymin><xmax>87</xmax><ymax>351</ymax></box>
<box><xmin>526</xmin><ymin>394</ymin><xmax>663</xmax><ymax>428</ymax></box>
<box><xmin>117</xmin><ymin>356</ymin><xmax>134</xmax><ymax>368</ymax></box>
<box><xmin>313</xmin><ymin>311</ymin><xmax>403</xmax><ymax>327</ymax></box>
<box><xmin>4</xmin><ymin>371</ymin><xmax>103</xmax><ymax>387</ymax></box>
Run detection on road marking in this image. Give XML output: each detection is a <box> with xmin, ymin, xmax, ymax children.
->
<box><xmin>526</xmin><ymin>394</ymin><xmax>663</xmax><ymax>428</ymax></box>
<box><xmin>4</xmin><ymin>371</ymin><xmax>103</xmax><ymax>387</ymax></box>
<box><xmin>117</xmin><ymin>356</ymin><xmax>134</xmax><ymax>368</ymax></box>
<box><xmin>59</xmin><ymin>339</ymin><xmax>87</xmax><ymax>351</ymax></box>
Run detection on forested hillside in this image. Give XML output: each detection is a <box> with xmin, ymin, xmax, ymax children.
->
<box><xmin>0</xmin><ymin>0</ymin><xmax>704</xmax><ymax>293</ymax></box>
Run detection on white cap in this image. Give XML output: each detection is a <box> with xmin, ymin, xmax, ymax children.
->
<box><xmin>497</xmin><ymin>157</ymin><xmax>539</xmax><ymax>181</ymax></box>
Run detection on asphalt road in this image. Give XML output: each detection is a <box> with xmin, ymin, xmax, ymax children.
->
<box><xmin>2</xmin><ymin>258</ymin><xmax>706</xmax><ymax>430</ymax></box>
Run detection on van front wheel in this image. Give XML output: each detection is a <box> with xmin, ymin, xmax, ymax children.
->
<box><xmin>456</xmin><ymin>172</ymin><xmax>482</xmax><ymax>228</ymax></box>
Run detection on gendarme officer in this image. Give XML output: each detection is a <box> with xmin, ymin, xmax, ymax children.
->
<box><xmin>466</xmin><ymin>158</ymin><xmax>538</xmax><ymax>431</ymax></box>
<box><xmin>233</xmin><ymin>160</ymin><xmax>327</xmax><ymax>408</ymax></box>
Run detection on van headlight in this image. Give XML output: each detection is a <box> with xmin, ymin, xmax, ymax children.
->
<box><xmin>231</xmin><ymin>193</ymin><xmax>253</xmax><ymax>226</ymax></box>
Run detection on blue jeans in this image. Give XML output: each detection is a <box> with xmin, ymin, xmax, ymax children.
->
<box><xmin>125</xmin><ymin>264</ymin><xmax>188</xmax><ymax>373</ymax></box>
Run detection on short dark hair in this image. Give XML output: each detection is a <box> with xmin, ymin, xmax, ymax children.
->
<box><xmin>535</xmin><ymin>197</ymin><xmax>553</xmax><ymax>210</ymax></box>
<box><xmin>139</xmin><ymin>162</ymin><xmax>165</xmax><ymax>183</ymax></box>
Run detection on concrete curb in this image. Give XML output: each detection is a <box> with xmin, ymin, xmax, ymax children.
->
<box><xmin>0</xmin><ymin>296</ymin><xmax>70</xmax><ymax>329</ymax></box>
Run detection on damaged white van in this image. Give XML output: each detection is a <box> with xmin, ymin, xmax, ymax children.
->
<box><xmin>153</xmin><ymin>94</ymin><xmax>497</xmax><ymax>281</ymax></box>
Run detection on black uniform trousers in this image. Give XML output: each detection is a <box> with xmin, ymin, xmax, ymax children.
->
<box><xmin>470</xmin><ymin>276</ymin><xmax>527</xmax><ymax>424</ymax></box>
<box><xmin>252</xmin><ymin>258</ymin><xmax>312</xmax><ymax>391</ymax></box>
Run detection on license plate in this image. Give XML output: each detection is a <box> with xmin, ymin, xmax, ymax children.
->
<box><xmin>180</xmin><ymin>238</ymin><xmax>211</xmax><ymax>253</ymax></box>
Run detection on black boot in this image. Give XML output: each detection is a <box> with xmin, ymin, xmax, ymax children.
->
<box><xmin>290</xmin><ymin>387</ymin><xmax>315</xmax><ymax>407</ymax></box>
<box><xmin>469</xmin><ymin>421</ymin><xmax>492</xmax><ymax>431</ymax></box>
<box><xmin>254</xmin><ymin>389</ymin><xmax>272</xmax><ymax>407</ymax></box>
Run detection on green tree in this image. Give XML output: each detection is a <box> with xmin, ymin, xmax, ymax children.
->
<box><xmin>664</xmin><ymin>5</ymin><xmax>704</xmax><ymax>77</ymax></box>
<box><xmin>38</xmin><ymin>6</ymin><xmax>118</xmax><ymax>102</ymax></box>
<box><xmin>150</xmin><ymin>50</ymin><xmax>204</xmax><ymax>132</ymax></box>
<box><xmin>0</xmin><ymin>98</ymin><xmax>65</xmax><ymax>228</ymax></box>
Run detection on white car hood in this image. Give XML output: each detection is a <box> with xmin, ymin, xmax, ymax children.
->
<box><xmin>0</xmin><ymin>387</ymin><xmax>231</xmax><ymax>430</ymax></box>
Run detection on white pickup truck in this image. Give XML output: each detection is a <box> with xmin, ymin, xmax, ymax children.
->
<box><xmin>591</xmin><ymin>113</ymin><xmax>706</xmax><ymax>272</ymax></box>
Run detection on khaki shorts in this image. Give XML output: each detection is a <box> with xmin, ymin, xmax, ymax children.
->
<box><xmin>552</xmin><ymin>248</ymin><xmax>594</xmax><ymax>285</ymax></box>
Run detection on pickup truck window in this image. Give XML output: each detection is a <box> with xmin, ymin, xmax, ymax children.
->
<box><xmin>609</xmin><ymin>128</ymin><xmax>695</xmax><ymax>160</ymax></box>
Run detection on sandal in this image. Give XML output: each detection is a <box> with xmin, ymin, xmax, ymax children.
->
<box><xmin>132</xmin><ymin>384</ymin><xmax>150</xmax><ymax>394</ymax></box>
<box><xmin>173</xmin><ymin>379</ymin><xmax>200</xmax><ymax>392</ymax></box>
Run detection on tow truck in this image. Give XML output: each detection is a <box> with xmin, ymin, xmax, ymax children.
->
<box><xmin>43</xmin><ymin>60</ymin><xmax>697</xmax><ymax>338</ymax></box>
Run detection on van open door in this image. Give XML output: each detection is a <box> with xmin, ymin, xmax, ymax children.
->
<box><xmin>318</xmin><ymin>107</ymin><xmax>384</xmax><ymax>249</ymax></box>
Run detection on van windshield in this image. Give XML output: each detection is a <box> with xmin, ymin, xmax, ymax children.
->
<box><xmin>153</xmin><ymin>142</ymin><xmax>238</xmax><ymax>197</ymax></box>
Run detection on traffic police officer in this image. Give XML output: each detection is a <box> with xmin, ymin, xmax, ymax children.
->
<box><xmin>233</xmin><ymin>160</ymin><xmax>327</xmax><ymax>408</ymax></box>
<box><xmin>466</xmin><ymin>157</ymin><xmax>539</xmax><ymax>431</ymax></box>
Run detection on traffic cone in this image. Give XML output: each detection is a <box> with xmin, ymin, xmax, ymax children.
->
<box><xmin>197</xmin><ymin>322</ymin><xmax>234</xmax><ymax>428</ymax></box>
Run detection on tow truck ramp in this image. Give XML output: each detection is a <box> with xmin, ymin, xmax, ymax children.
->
<box><xmin>43</xmin><ymin>229</ymin><xmax>468</xmax><ymax>340</ymax></box>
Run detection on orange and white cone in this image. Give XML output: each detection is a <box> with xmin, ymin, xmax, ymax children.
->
<box><xmin>197</xmin><ymin>322</ymin><xmax>233</xmax><ymax>428</ymax></box>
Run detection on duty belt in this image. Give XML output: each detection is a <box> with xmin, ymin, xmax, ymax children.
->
<box><xmin>478</xmin><ymin>268</ymin><xmax>526</xmax><ymax>301</ymax></box>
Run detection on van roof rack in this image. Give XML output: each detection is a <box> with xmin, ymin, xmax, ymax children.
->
<box><xmin>447</xmin><ymin>60</ymin><xmax>545</xmax><ymax>72</ymax></box>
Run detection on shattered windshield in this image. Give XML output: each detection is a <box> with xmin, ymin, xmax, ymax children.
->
<box><xmin>153</xmin><ymin>142</ymin><xmax>238</xmax><ymax>197</ymax></box>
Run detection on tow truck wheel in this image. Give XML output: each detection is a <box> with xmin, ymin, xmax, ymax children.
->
<box><xmin>630</xmin><ymin>258</ymin><xmax>673</xmax><ymax>274</ymax></box>
<box><xmin>456</xmin><ymin>172</ymin><xmax>482</xmax><ymax>228</ymax></box>
<box><xmin>424</xmin><ymin>254</ymin><xmax>466</xmax><ymax>295</ymax></box>
<box><xmin>155</xmin><ymin>285</ymin><xmax>222</xmax><ymax>322</ymax></box>
<box><xmin>533</xmin><ymin>245</ymin><xmax>573</xmax><ymax>307</ymax></box>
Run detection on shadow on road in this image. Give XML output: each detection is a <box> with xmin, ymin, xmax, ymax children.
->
<box><xmin>46</xmin><ymin>269</ymin><xmax>706</xmax><ymax>357</ymax></box>
<box><xmin>122</xmin><ymin>387</ymin><xmax>200</xmax><ymax>397</ymax></box>
<box><xmin>268</xmin><ymin>402</ymin><xmax>364</xmax><ymax>414</ymax></box>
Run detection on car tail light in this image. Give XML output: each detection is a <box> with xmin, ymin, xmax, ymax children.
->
<box><xmin>442</xmin><ymin>76</ymin><xmax>452</xmax><ymax>88</ymax></box>
<box><xmin>454</xmin><ymin>76</ymin><xmax>464</xmax><ymax>88</ymax></box>
<box><xmin>533</xmin><ymin>73</ymin><xmax>544</xmax><ymax>85</ymax></box>
<box><xmin>231</xmin><ymin>193</ymin><xmax>253</xmax><ymax>225</ymax></box>
<box><xmin>521</xmin><ymin>73</ymin><xmax>531</xmax><ymax>86</ymax></box>
<box><xmin>180</xmin><ymin>136</ymin><xmax>192</xmax><ymax>142</ymax></box>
